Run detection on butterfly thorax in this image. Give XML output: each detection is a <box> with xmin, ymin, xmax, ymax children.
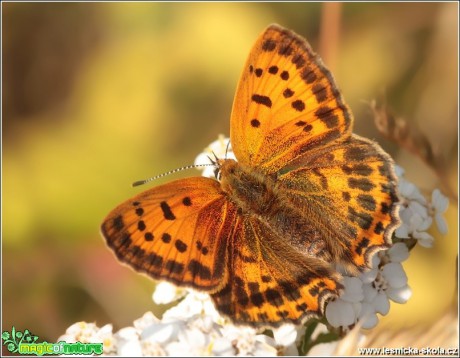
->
<box><xmin>218</xmin><ymin>159</ymin><xmax>332</xmax><ymax>260</ymax></box>
<box><xmin>219</xmin><ymin>159</ymin><xmax>278</xmax><ymax>215</ymax></box>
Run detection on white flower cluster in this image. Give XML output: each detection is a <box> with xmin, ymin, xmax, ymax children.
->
<box><xmin>394</xmin><ymin>166</ymin><xmax>449</xmax><ymax>247</ymax></box>
<box><xmin>325</xmin><ymin>243</ymin><xmax>412</xmax><ymax>329</ymax></box>
<box><xmin>59</xmin><ymin>285</ymin><xmax>300</xmax><ymax>356</ymax></box>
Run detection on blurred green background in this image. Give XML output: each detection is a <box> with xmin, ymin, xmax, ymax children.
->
<box><xmin>2</xmin><ymin>2</ymin><xmax>458</xmax><ymax>345</ymax></box>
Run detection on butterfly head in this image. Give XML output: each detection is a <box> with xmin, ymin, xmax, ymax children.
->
<box><xmin>205</xmin><ymin>150</ymin><xmax>234</xmax><ymax>181</ymax></box>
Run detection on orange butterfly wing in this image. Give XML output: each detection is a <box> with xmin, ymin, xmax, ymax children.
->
<box><xmin>211</xmin><ymin>214</ymin><xmax>342</xmax><ymax>326</ymax></box>
<box><xmin>230</xmin><ymin>24</ymin><xmax>352</xmax><ymax>173</ymax></box>
<box><xmin>277</xmin><ymin>134</ymin><xmax>399</xmax><ymax>273</ymax></box>
<box><xmin>101</xmin><ymin>177</ymin><xmax>237</xmax><ymax>291</ymax></box>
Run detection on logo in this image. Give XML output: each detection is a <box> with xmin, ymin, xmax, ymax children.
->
<box><xmin>2</xmin><ymin>327</ymin><xmax>103</xmax><ymax>356</ymax></box>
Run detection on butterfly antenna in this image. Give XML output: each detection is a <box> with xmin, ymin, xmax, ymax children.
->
<box><xmin>207</xmin><ymin>151</ymin><xmax>220</xmax><ymax>165</ymax></box>
<box><xmin>132</xmin><ymin>163</ymin><xmax>215</xmax><ymax>187</ymax></box>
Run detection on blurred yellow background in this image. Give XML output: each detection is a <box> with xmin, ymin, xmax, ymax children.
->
<box><xmin>2</xmin><ymin>2</ymin><xmax>458</xmax><ymax>345</ymax></box>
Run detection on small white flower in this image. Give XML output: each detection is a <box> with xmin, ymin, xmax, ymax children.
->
<box><xmin>359</xmin><ymin>255</ymin><xmax>380</xmax><ymax>284</ymax></box>
<box><xmin>162</xmin><ymin>290</ymin><xmax>223</xmax><ymax>325</ymax></box>
<box><xmin>372</xmin><ymin>291</ymin><xmax>391</xmax><ymax>315</ymax></box>
<box><xmin>325</xmin><ymin>272</ymin><xmax>365</xmax><ymax>328</ymax></box>
<box><xmin>141</xmin><ymin>320</ymin><xmax>181</xmax><ymax>344</ymax></box>
<box><xmin>358</xmin><ymin>302</ymin><xmax>379</xmax><ymax>329</ymax></box>
<box><xmin>211</xmin><ymin>336</ymin><xmax>236</xmax><ymax>356</ymax></box>
<box><xmin>152</xmin><ymin>281</ymin><xmax>187</xmax><ymax>305</ymax></box>
<box><xmin>133</xmin><ymin>311</ymin><xmax>160</xmax><ymax>331</ymax></box>
<box><xmin>398</xmin><ymin>180</ymin><xmax>427</xmax><ymax>204</ymax></box>
<box><xmin>382</xmin><ymin>262</ymin><xmax>408</xmax><ymax>288</ymax></box>
<box><xmin>325</xmin><ymin>298</ymin><xmax>358</xmax><ymax>328</ymax></box>
<box><xmin>386</xmin><ymin>285</ymin><xmax>413</xmax><ymax>303</ymax></box>
<box><xmin>355</xmin><ymin>251</ymin><xmax>412</xmax><ymax>329</ymax></box>
<box><xmin>387</xmin><ymin>242</ymin><xmax>409</xmax><ymax>262</ymax></box>
<box><xmin>395</xmin><ymin>169</ymin><xmax>449</xmax><ymax>248</ymax></box>
<box><xmin>220</xmin><ymin>325</ymin><xmax>277</xmax><ymax>356</ymax></box>
<box><xmin>97</xmin><ymin>324</ymin><xmax>116</xmax><ymax>354</ymax></box>
<box><xmin>252</xmin><ymin>335</ymin><xmax>279</xmax><ymax>356</ymax></box>
<box><xmin>339</xmin><ymin>277</ymin><xmax>364</xmax><ymax>303</ymax></box>
<box><xmin>395</xmin><ymin>193</ymin><xmax>433</xmax><ymax>246</ymax></box>
<box><xmin>115</xmin><ymin>327</ymin><xmax>143</xmax><ymax>356</ymax></box>
<box><xmin>273</xmin><ymin>323</ymin><xmax>297</xmax><ymax>346</ymax></box>
<box><xmin>430</xmin><ymin>189</ymin><xmax>449</xmax><ymax>234</ymax></box>
<box><xmin>272</xmin><ymin>324</ymin><xmax>299</xmax><ymax>355</ymax></box>
<box><xmin>176</xmin><ymin>326</ymin><xmax>209</xmax><ymax>354</ymax></box>
<box><xmin>58</xmin><ymin>322</ymin><xmax>99</xmax><ymax>343</ymax></box>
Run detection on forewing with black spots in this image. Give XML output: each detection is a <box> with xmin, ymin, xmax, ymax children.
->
<box><xmin>101</xmin><ymin>177</ymin><xmax>238</xmax><ymax>291</ymax></box>
<box><xmin>230</xmin><ymin>24</ymin><xmax>352</xmax><ymax>174</ymax></box>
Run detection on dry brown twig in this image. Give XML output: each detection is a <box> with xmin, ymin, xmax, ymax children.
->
<box><xmin>369</xmin><ymin>98</ymin><xmax>457</xmax><ymax>204</ymax></box>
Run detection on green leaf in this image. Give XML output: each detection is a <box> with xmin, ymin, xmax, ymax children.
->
<box><xmin>298</xmin><ymin>318</ymin><xmax>341</xmax><ymax>355</ymax></box>
<box><xmin>298</xmin><ymin>319</ymin><xmax>319</xmax><ymax>355</ymax></box>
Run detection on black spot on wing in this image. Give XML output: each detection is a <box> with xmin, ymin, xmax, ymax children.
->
<box><xmin>265</xmin><ymin>289</ymin><xmax>283</xmax><ymax>307</ymax></box>
<box><xmin>348</xmin><ymin>207</ymin><xmax>373</xmax><ymax>230</ymax></box>
<box><xmin>262</xmin><ymin>39</ymin><xmax>276</xmax><ymax>51</ymax></box>
<box><xmin>182</xmin><ymin>197</ymin><xmax>192</xmax><ymax>206</ymax></box>
<box><xmin>252</xmin><ymin>94</ymin><xmax>272</xmax><ymax>108</ymax></box>
<box><xmin>292</xmin><ymin>99</ymin><xmax>305</xmax><ymax>112</ymax></box>
<box><xmin>137</xmin><ymin>220</ymin><xmax>146</xmax><ymax>231</ymax></box>
<box><xmin>283</xmin><ymin>88</ymin><xmax>294</xmax><ymax>98</ymax></box>
<box><xmin>315</xmin><ymin>106</ymin><xmax>339</xmax><ymax>129</ymax></box>
<box><xmin>162</xmin><ymin>233</ymin><xmax>172</xmax><ymax>243</ymax></box>
<box><xmin>280</xmin><ymin>71</ymin><xmax>289</xmax><ymax>80</ymax></box>
<box><xmin>268</xmin><ymin>65</ymin><xmax>279</xmax><ymax>74</ymax></box>
<box><xmin>165</xmin><ymin>260</ymin><xmax>184</xmax><ymax>274</ymax></box>
<box><xmin>160</xmin><ymin>201</ymin><xmax>176</xmax><ymax>220</ymax></box>
<box><xmin>188</xmin><ymin>259</ymin><xmax>212</xmax><ymax>280</ymax></box>
<box><xmin>355</xmin><ymin>237</ymin><xmax>370</xmax><ymax>255</ymax></box>
<box><xmin>113</xmin><ymin>215</ymin><xmax>124</xmax><ymax>231</ymax></box>
<box><xmin>348</xmin><ymin>178</ymin><xmax>375</xmax><ymax>192</ymax></box>
<box><xmin>357</xmin><ymin>194</ymin><xmax>377</xmax><ymax>211</ymax></box>
<box><xmin>312</xmin><ymin>83</ymin><xmax>328</xmax><ymax>102</ymax></box>
<box><xmin>175</xmin><ymin>239</ymin><xmax>188</xmax><ymax>253</ymax></box>
<box><xmin>251</xmin><ymin>118</ymin><xmax>260</xmax><ymax>128</ymax></box>
<box><xmin>301</xmin><ymin>66</ymin><xmax>317</xmax><ymax>84</ymax></box>
<box><xmin>147</xmin><ymin>253</ymin><xmax>163</xmax><ymax>268</ymax></box>
<box><xmin>374</xmin><ymin>221</ymin><xmax>384</xmax><ymax>234</ymax></box>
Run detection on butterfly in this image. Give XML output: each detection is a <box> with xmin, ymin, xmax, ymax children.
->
<box><xmin>101</xmin><ymin>24</ymin><xmax>399</xmax><ymax>327</ymax></box>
